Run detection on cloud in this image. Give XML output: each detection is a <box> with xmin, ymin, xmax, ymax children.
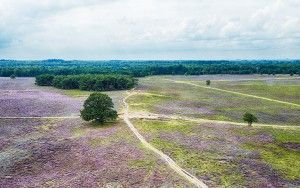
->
<box><xmin>0</xmin><ymin>0</ymin><xmax>299</xmax><ymax>59</ymax></box>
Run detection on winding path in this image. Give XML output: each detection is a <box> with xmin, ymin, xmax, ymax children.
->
<box><xmin>123</xmin><ymin>92</ymin><xmax>208</xmax><ymax>188</ymax></box>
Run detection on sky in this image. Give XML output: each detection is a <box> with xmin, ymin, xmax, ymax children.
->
<box><xmin>0</xmin><ymin>0</ymin><xmax>299</xmax><ymax>60</ymax></box>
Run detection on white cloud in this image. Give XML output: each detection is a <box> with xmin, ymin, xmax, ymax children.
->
<box><xmin>0</xmin><ymin>0</ymin><xmax>299</xmax><ymax>59</ymax></box>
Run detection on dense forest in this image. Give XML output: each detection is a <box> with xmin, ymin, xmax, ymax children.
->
<box><xmin>1</xmin><ymin>60</ymin><xmax>299</xmax><ymax>77</ymax></box>
<box><xmin>36</xmin><ymin>74</ymin><xmax>136</xmax><ymax>91</ymax></box>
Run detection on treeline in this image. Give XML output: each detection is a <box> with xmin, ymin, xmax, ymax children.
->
<box><xmin>36</xmin><ymin>74</ymin><xmax>136</xmax><ymax>91</ymax></box>
<box><xmin>1</xmin><ymin>60</ymin><xmax>299</xmax><ymax>77</ymax></box>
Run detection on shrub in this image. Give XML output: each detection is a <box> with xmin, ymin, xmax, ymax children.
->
<box><xmin>206</xmin><ymin>80</ymin><xmax>211</xmax><ymax>86</ymax></box>
<box><xmin>10</xmin><ymin>74</ymin><xmax>16</xmax><ymax>79</ymax></box>
<box><xmin>243</xmin><ymin>112</ymin><xmax>258</xmax><ymax>127</ymax></box>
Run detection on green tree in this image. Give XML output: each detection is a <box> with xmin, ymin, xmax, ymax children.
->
<box><xmin>10</xmin><ymin>74</ymin><xmax>16</xmax><ymax>79</ymax></box>
<box><xmin>206</xmin><ymin>80</ymin><xmax>211</xmax><ymax>86</ymax></box>
<box><xmin>243</xmin><ymin>112</ymin><xmax>258</xmax><ymax>127</ymax></box>
<box><xmin>80</xmin><ymin>93</ymin><xmax>117</xmax><ymax>123</ymax></box>
<box><xmin>35</xmin><ymin>74</ymin><xmax>54</xmax><ymax>86</ymax></box>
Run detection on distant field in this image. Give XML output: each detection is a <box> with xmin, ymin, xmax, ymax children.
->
<box><xmin>129</xmin><ymin>75</ymin><xmax>300</xmax><ymax>125</ymax></box>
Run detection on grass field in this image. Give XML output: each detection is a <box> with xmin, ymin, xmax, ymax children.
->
<box><xmin>127</xmin><ymin>75</ymin><xmax>300</xmax><ymax>187</ymax></box>
<box><xmin>129</xmin><ymin>75</ymin><xmax>300</xmax><ymax>125</ymax></box>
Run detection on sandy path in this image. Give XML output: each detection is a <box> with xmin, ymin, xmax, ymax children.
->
<box><xmin>128</xmin><ymin>111</ymin><xmax>299</xmax><ymax>130</ymax></box>
<box><xmin>0</xmin><ymin>116</ymin><xmax>80</xmax><ymax>119</ymax></box>
<box><xmin>166</xmin><ymin>79</ymin><xmax>300</xmax><ymax>108</ymax></box>
<box><xmin>123</xmin><ymin>91</ymin><xmax>208</xmax><ymax>188</ymax></box>
<box><xmin>202</xmin><ymin>76</ymin><xmax>300</xmax><ymax>82</ymax></box>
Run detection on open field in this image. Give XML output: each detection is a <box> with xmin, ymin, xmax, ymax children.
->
<box><xmin>126</xmin><ymin>75</ymin><xmax>300</xmax><ymax>187</ymax></box>
<box><xmin>1</xmin><ymin>75</ymin><xmax>299</xmax><ymax>188</ymax></box>
<box><xmin>0</xmin><ymin>78</ymin><xmax>192</xmax><ymax>187</ymax></box>
<box><xmin>129</xmin><ymin>75</ymin><xmax>300</xmax><ymax>125</ymax></box>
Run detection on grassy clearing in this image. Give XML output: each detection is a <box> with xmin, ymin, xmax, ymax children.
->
<box><xmin>213</xmin><ymin>81</ymin><xmax>300</xmax><ymax>105</ymax></box>
<box><xmin>151</xmin><ymin>138</ymin><xmax>244</xmax><ymax>187</ymax></box>
<box><xmin>87</xmin><ymin>120</ymin><xmax>137</xmax><ymax>148</ymax></box>
<box><xmin>128</xmin><ymin>76</ymin><xmax>300</xmax><ymax>185</ymax></box>
<box><xmin>264</xmin><ymin>127</ymin><xmax>300</xmax><ymax>143</ymax></box>
<box><xmin>62</xmin><ymin>89</ymin><xmax>92</xmax><ymax>97</ymax></box>
<box><xmin>135</xmin><ymin>77</ymin><xmax>300</xmax><ymax>125</ymax></box>
<box><xmin>132</xmin><ymin>118</ymin><xmax>245</xmax><ymax>186</ymax></box>
<box><xmin>244</xmin><ymin>143</ymin><xmax>300</xmax><ymax>180</ymax></box>
<box><xmin>241</xmin><ymin>127</ymin><xmax>300</xmax><ymax>180</ymax></box>
<box><xmin>132</xmin><ymin>119</ymin><xmax>195</xmax><ymax>134</ymax></box>
<box><xmin>127</xmin><ymin>92</ymin><xmax>174</xmax><ymax>112</ymax></box>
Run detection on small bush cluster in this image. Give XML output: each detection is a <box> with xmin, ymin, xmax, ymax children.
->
<box><xmin>36</xmin><ymin>74</ymin><xmax>136</xmax><ymax>91</ymax></box>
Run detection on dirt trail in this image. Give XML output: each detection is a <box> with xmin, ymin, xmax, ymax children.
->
<box><xmin>0</xmin><ymin>116</ymin><xmax>80</xmax><ymax>119</ymax></box>
<box><xmin>203</xmin><ymin>76</ymin><xmax>300</xmax><ymax>82</ymax></box>
<box><xmin>128</xmin><ymin>111</ymin><xmax>299</xmax><ymax>130</ymax></box>
<box><xmin>166</xmin><ymin>79</ymin><xmax>300</xmax><ymax>108</ymax></box>
<box><xmin>123</xmin><ymin>92</ymin><xmax>208</xmax><ymax>188</ymax></box>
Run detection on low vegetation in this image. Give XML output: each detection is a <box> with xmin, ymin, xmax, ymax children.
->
<box><xmin>135</xmin><ymin>77</ymin><xmax>300</xmax><ymax>125</ymax></box>
<box><xmin>243</xmin><ymin>127</ymin><xmax>300</xmax><ymax>180</ymax></box>
<box><xmin>10</xmin><ymin>74</ymin><xmax>16</xmax><ymax>79</ymax></box>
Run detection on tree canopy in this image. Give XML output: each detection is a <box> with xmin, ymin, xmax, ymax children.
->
<box><xmin>36</xmin><ymin>74</ymin><xmax>137</xmax><ymax>91</ymax></box>
<box><xmin>1</xmin><ymin>60</ymin><xmax>299</xmax><ymax>77</ymax></box>
<box><xmin>80</xmin><ymin>93</ymin><xmax>118</xmax><ymax>123</ymax></box>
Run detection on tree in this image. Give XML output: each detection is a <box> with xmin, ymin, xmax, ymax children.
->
<box><xmin>35</xmin><ymin>74</ymin><xmax>54</xmax><ymax>86</ymax></box>
<box><xmin>206</xmin><ymin>80</ymin><xmax>211</xmax><ymax>86</ymax></box>
<box><xmin>80</xmin><ymin>93</ymin><xmax>117</xmax><ymax>123</ymax></box>
<box><xmin>243</xmin><ymin>112</ymin><xmax>258</xmax><ymax>127</ymax></box>
<box><xmin>10</xmin><ymin>74</ymin><xmax>16</xmax><ymax>79</ymax></box>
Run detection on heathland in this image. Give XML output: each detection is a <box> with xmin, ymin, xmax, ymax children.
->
<box><xmin>0</xmin><ymin>61</ymin><xmax>299</xmax><ymax>187</ymax></box>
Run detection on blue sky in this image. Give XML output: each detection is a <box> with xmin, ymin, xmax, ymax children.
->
<box><xmin>0</xmin><ymin>0</ymin><xmax>299</xmax><ymax>60</ymax></box>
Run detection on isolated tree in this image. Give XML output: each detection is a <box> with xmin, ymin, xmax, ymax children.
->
<box><xmin>243</xmin><ymin>112</ymin><xmax>258</xmax><ymax>127</ymax></box>
<box><xmin>206</xmin><ymin>80</ymin><xmax>211</xmax><ymax>86</ymax></box>
<box><xmin>10</xmin><ymin>74</ymin><xmax>16</xmax><ymax>79</ymax></box>
<box><xmin>80</xmin><ymin>93</ymin><xmax>117</xmax><ymax>123</ymax></box>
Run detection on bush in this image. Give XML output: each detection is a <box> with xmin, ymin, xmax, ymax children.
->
<box><xmin>243</xmin><ymin>112</ymin><xmax>258</xmax><ymax>126</ymax></box>
<box><xmin>206</xmin><ymin>80</ymin><xmax>211</xmax><ymax>86</ymax></box>
<box><xmin>10</xmin><ymin>74</ymin><xmax>16</xmax><ymax>79</ymax></box>
<box><xmin>80</xmin><ymin>93</ymin><xmax>118</xmax><ymax>123</ymax></box>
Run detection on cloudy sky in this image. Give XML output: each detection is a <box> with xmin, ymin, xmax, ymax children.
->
<box><xmin>0</xmin><ymin>0</ymin><xmax>299</xmax><ymax>60</ymax></box>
